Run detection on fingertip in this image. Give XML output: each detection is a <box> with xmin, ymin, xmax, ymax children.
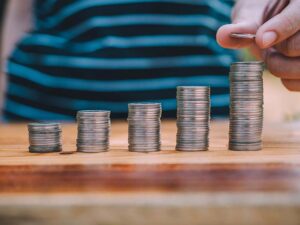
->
<box><xmin>217</xmin><ymin>23</ymin><xmax>258</xmax><ymax>49</ymax></box>
<box><xmin>281</xmin><ymin>79</ymin><xmax>300</xmax><ymax>92</ymax></box>
<box><xmin>255</xmin><ymin>29</ymin><xmax>278</xmax><ymax>49</ymax></box>
<box><xmin>255</xmin><ymin>38</ymin><xmax>264</xmax><ymax>49</ymax></box>
<box><xmin>256</xmin><ymin>3</ymin><xmax>300</xmax><ymax>49</ymax></box>
<box><xmin>216</xmin><ymin>24</ymin><xmax>233</xmax><ymax>48</ymax></box>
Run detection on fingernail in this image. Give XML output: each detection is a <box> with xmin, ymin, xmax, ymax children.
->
<box><xmin>262</xmin><ymin>31</ymin><xmax>278</xmax><ymax>48</ymax></box>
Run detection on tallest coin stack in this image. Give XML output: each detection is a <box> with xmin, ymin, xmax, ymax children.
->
<box><xmin>229</xmin><ymin>61</ymin><xmax>264</xmax><ymax>151</ymax></box>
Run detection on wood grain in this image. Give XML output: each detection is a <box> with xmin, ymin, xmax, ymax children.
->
<box><xmin>1</xmin><ymin>120</ymin><xmax>300</xmax><ymax>166</ymax></box>
<box><xmin>0</xmin><ymin>120</ymin><xmax>300</xmax><ymax>193</ymax></box>
<box><xmin>0</xmin><ymin>163</ymin><xmax>300</xmax><ymax>193</ymax></box>
<box><xmin>1</xmin><ymin>120</ymin><xmax>300</xmax><ymax>224</ymax></box>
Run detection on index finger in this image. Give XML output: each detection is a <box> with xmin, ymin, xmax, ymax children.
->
<box><xmin>216</xmin><ymin>22</ymin><xmax>257</xmax><ymax>49</ymax></box>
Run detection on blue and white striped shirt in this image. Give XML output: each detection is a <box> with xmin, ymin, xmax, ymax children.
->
<box><xmin>4</xmin><ymin>0</ymin><xmax>236</xmax><ymax>121</ymax></box>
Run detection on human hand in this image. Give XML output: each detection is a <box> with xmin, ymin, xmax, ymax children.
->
<box><xmin>216</xmin><ymin>0</ymin><xmax>300</xmax><ymax>91</ymax></box>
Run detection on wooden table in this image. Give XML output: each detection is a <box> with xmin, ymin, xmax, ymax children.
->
<box><xmin>0</xmin><ymin>120</ymin><xmax>300</xmax><ymax>225</ymax></box>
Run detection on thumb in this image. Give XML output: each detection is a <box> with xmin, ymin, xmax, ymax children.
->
<box><xmin>217</xmin><ymin>0</ymin><xmax>268</xmax><ymax>49</ymax></box>
<box><xmin>217</xmin><ymin>22</ymin><xmax>258</xmax><ymax>49</ymax></box>
<box><xmin>256</xmin><ymin>0</ymin><xmax>300</xmax><ymax>49</ymax></box>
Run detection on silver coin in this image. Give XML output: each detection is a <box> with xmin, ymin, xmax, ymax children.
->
<box><xmin>77</xmin><ymin>146</ymin><xmax>109</xmax><ymax>153</ymax></box>
<box><xmin>28</xmin><ymin>123</ymin><xmax>62</xmax><ymax>153</ymax></box>
<box><xmin>29</xmin><ymin>145</ymin><xmax>62</xmax><ymax>153</ymax></box>
<box><xmin>176</xmin><ymin>86</ymin><xmax>210</xmax><ymax>151</ymax></box>
<box><xmin>229</xmin><ymin>61</ymin><xmax>264</xmax><ymax>151</ymax></box>
<box><xmin>128</xmin><ymin>103</ymin><xmax>162</xmax><ymax>152</ymax></box>
<box><xmin>230</xmin><ymin>33</ymin><xmax>256</xmax><ymax>39</ymax></box>
<box><xmin>76</xmin><ymin>110</ymin><xmax>111</xmax><ymax>153</ymax></box>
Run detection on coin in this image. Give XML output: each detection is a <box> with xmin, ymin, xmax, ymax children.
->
<box><xmin>230</xmin><ymin>33</ymin><xmax>256</xmax><ymax>39</ymax></box>
<box><xmin>128</xmin><ymin>103</ymin><xmax>161</xmax><ymax>152</ymax></box>
<box><xmin>28</xmin><ymin>123</ymin><xmax>62</xmax><ymax>153</ymax></box>
<box><xmin>229</xmin><ymin>61</ymin><xmax>264</xmax><ymax>151</ymax></box>
<box><xmin>76</xmin><ymin>110</ymin><xmax>111</xmax><ymax>153</ymax></box>
<box><xmin>176</xmin><ymin>86</ymin><xmax>210</xmax><ymax>151</ymax></box>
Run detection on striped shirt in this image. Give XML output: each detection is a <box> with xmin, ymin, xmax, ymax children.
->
<box><xmin>4</xmin><ymin>0</ymin><xmax>236</xmax><ymax>121</ymax></box>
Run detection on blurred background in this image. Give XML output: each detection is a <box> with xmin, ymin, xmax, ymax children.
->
<box><xmin>0</xmin><ymin>0</ymin><xmax>300</xmax><ymax>123</ymax></box>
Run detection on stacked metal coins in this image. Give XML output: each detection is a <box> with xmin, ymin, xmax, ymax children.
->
<box><xmin>128</xmin><ymin>103</ymin><xmax>162</xmax><ymax>152</ymax></box>
<box><xmin>76</xmin><ymin>110</ymin><xmax>111</xmax><ymax>152</ymax></box>
<box><xmin>28</xmin><ymin>123</ymin><xmax>62</xmax><ymax>153</ymax></box>
<box><xmin>176</xmin><ymin>86</ymin><xmax>210</xmax><ymax>151</ymax></box>
<box><xmin>229</xmin><ymin>61</ymin><xmax>264</xmax><ymax>151</ymax></box>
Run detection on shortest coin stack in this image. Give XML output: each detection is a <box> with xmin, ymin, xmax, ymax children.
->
<box><xmin>28</xmin><ymin>123</ymin><xmax>62</xmax><ymax>153</ymax></box>
<box><xmin>76</xmin><ymin>110</ymin><xmax>111</xmax><ymax>153</ymax></box>
<box><xmin>128</xmin><ymin>103</ymin><xmax>162</xmax><ymax>152</ymax></box>
<box><xmin>176</xmin><ymin>86</ymin><xmax>210</xmax><ymax>151</ymax></box>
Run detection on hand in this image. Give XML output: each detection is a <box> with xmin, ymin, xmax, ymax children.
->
<box><xmin>216</xmin><ymin>0</ymin><xmax>300</xmax><ymax>91</ymax></box>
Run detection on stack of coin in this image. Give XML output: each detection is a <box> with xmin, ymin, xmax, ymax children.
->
<box><xmin>28</xmin><ymin>123</ymin><xmax>62</xmax><ymax>153</ymax></box>
<box><xmin>128</xmin><ymin>103</ymin><xmax>161</xmax><ymax>152</ymax></box>
<box><xmin>229</xmin><ymin>61</ymin><xmax>264</xmax><ymax>151</ymax></box>
<box><xmin>76</xmin><ymin>110</ymin><xmax>111</xmax><ymax>153</ymax></box>
<box><xmin>176</xmin><ymin>86</ymin><xmax>210</xmax><ymax>151</ymax></box>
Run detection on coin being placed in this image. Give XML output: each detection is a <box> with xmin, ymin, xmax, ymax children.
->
<box><xmin>230</xmin><ymin>33</ymin><xmax>256</xmax><ymax>39</ymax></box>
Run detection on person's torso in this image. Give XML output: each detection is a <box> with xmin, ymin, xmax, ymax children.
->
<box><xmin>4</xmin><ymin>0</ymin><xmax>236</xmax><ymax>121</ymax></box>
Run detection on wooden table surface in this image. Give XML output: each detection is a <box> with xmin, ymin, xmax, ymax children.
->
<box><xmin>0</xmin><ymin>120</ymin><xmax>300</xmax><ymax>225</ymax></box>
